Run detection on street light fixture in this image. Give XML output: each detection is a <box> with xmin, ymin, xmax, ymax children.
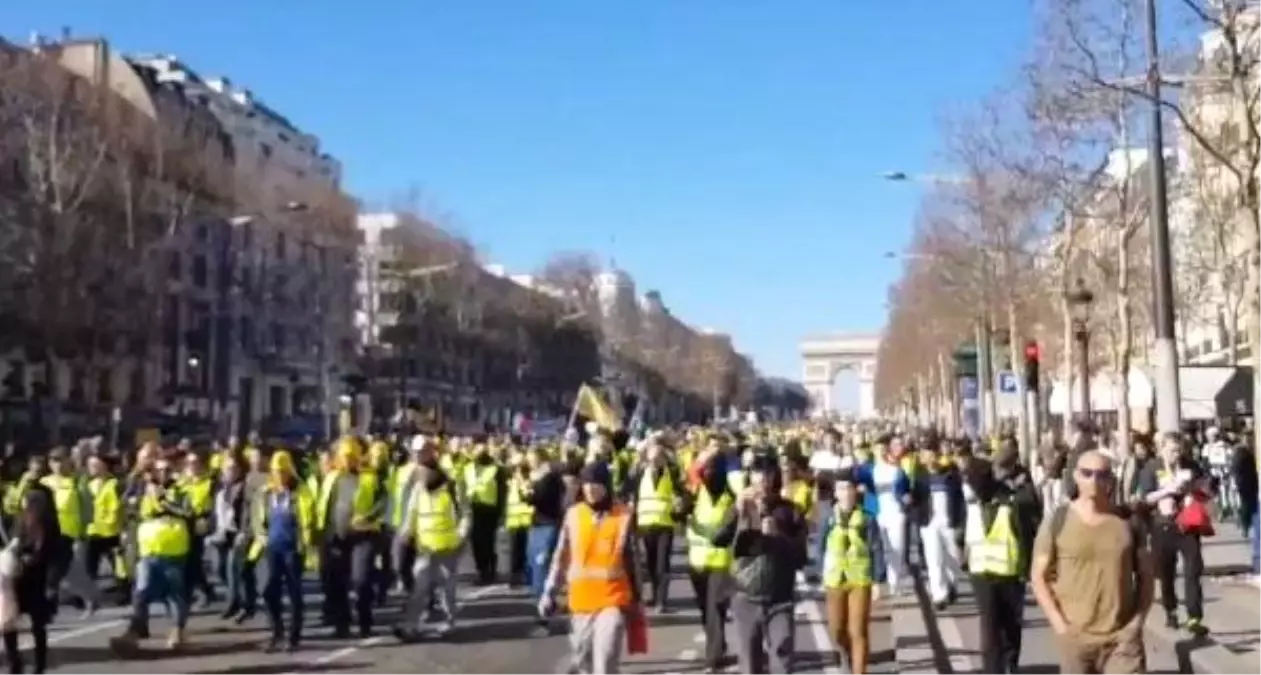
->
<box><xmin>1066</xmin><ymin>277</ymin><xmax>1095</xmax><ymax>423</ymax></box>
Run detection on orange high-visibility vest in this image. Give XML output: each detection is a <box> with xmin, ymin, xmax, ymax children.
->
<box><xmin>566</xmin><ymin>502</ymin><xmax>634</xmax><ymax>615</ymax></box>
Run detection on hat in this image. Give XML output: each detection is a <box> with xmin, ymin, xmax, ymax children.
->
<box><xmin>409</xmin><ymin>435</ymin><xmax>429</xmax><ymax>452</ymax></box>
<box><xmin>579</xmin><ymin>461</ymin><xmax>611</xmax><ymax>486</ymax></box>
<box><xmin>270</xmin><ymin>451</ymin><xmax>295</xmax><ymax>474</ymax></box>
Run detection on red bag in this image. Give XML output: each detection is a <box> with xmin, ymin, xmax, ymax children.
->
<box><xmin>1175</xmin><ymin>496</ymin><xmax>1215</xmax><ymax>537</ymax></box>
<box><xmin>626</xmin><ymin>607</ymin><xmax>649</xmax><ymax>655</ymax></box>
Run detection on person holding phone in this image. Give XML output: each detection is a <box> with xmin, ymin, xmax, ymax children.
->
<box><xmin>729</xmin><ymin>455</ymin><xmax>806</xmax><ymax>674</ymax></box>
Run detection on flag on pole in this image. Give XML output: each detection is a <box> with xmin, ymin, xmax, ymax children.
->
<box><xmin>576</xmin><ymin>383</ymin><xmax>623</xmax><ymax>431</ymax></box>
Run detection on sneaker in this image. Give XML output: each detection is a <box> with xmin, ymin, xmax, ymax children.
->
<box><xmin>166</xmin><ymin>628</ymin><xmax>185</xmax><ymax>651</ymax></box>
<box><xmin>1184</xmin><ymin>617</ymin><xmax>1210</xmax><ymax>637</ymax></box>
<box><xmin>262</xmin><ymin>639</ymin><xmax>283</xmax><ymax>654</ymax></box>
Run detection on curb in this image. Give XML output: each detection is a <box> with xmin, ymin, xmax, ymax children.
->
<box><xmin>1144</xmin><ymin>612</ymin><xmax>1255</xmax><ymax>674</ymax></box>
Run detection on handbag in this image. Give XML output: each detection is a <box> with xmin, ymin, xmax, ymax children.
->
<box><xmin>1175</xmin><ymin>495</ymin><xmax>1215</xmax><ymax>537</ymax></box>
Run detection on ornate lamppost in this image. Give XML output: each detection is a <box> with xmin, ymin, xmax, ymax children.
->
<box><xmin>1066</xmin><ymin>278</ymin><xmax>1095</xmax><ymax>423</ymax></box>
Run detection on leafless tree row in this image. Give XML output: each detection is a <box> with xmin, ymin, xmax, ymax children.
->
<box><xmin>875</xmin><ymin>0</ymin><xmax>1259</xmax><ymax>453</ymax></box>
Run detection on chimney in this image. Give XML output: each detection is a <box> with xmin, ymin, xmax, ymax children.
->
<box><xmin>61</xmin><ymin>26</ymin><xmax>71</xmax><ymax>41</ymax></box>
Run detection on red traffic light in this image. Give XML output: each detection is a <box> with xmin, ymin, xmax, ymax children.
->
<box><xmin>1024</xmin><ymin>341</ymin><xmax>1041</xmax><ymax>361</ymax></box>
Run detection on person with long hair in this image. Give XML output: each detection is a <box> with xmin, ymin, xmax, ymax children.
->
<box><xmin>1</xmin><ymin>471</ymin><xmax>61</xmax><ymax>673</ymax></box>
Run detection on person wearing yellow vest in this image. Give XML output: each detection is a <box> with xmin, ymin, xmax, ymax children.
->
<box><xmin>41</xmin><ymin>447</ymin><xmax>102</xmax><ymax>616</ymax></box>
<box><xmin>110</xmin><ymin>455</ymin><xmax>194</xmax><ymax>654</ymax></box>
<box><xmin>504</xmin><ymin>452</ymin><xmax>534</xmax><ymax>587</ymax></box>
<box><xmin>84</xmin><ymin>454</ymin><xmax>123</xmax><ymax>594</ymax></box>
<box><xmin>822</xmin><ymin>474</ymin><xmax>875</xmax><ymax>674</ymax></box>
<box><xmin>317</xmin><ymin>436</ymin><xmax>384</xmax><ymax>639</ymax></box>
<box><xmin>463</xmin><ymin>444</ymin><xmax>506</xmax><ymax>586</ymax></box>
<box><xmin>178</xmin><ymin>452</ymin><xmax>217</xmax><ymax>609</ymax></box>
<box><xmin>780</xmin><ymin>454</ymin><xmax>814</xmax><ymax>516</ymax></box>
<box><xmin>249</xmin><ymin>451</ymin><xmax>314</xmax><ymax>653</ymax></box>
<box><xmin>387</xmin><ymin>436</ymin><xmax>427</xmax><ymax>596</ymax></box>
<box><xmin>685</xmin><ymin>450</ymin><xmax>738</xmax><ymax>673</ymax></box>
<box><xmin>540</xmin><ymin>462</ymin><xmax>642</xmax><ymax>675</ymax></box>
<box><xmin>367</xmin><ymin>439</ymin><xmax>395</xmax><ymax>605</ymax></box>
<box><xmin>623</xmin><ymin>439</ymin><xmax>685</xmax><ymax>614</ymax></box>
<box><xmin>966</xmin><ymin>446</ymin><xmax>1041</xmax><ymax>674</ymax></box>
<box><xmin>391</xmin><ymin>439</ymin><xmax>468</xmax><ymax>642</ymax></box>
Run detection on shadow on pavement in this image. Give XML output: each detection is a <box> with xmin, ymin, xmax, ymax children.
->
<box><xmin>191</xmin><ymin>661</ymin><xmax>370</xmax><ymax>674</ymax></box>
<box><xmin>458</xmin><ymin>598</ymin><xmax>534</xmax><ymax>621</ymax></box>
<box><xmin>444</xmin><ymin>618</ymin><xmax>548</xmax><ymax>643</ymax></box>
<box><xmin>51</xmin><ymin>639</ymin><xmax>259</xmax><ymax>666</ymax></box>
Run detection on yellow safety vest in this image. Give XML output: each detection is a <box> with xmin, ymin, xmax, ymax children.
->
<box><xmin>247</xmin><ymin>484</ymin><xmax>315</xmax><ymax>562</ymax></box>
<box><xmin>182</xmin><ymin>475</ymin><xmax>214</xmax><ymax>517</ymax></box>
<box><xmin>464</xmin><ymin>463</ymin><xmax>499</xmax><ymax>507</ymax></box>
<box><xmin>41</xmin><ymin>475</ymin><xmax>83</xmax><ymax>539</ymax></box>
<box><xmin>687</xmin><ymin>489</ymin><xmax>733</xmax><ymax>571</ymax></box>
<box><xmin>636</xmin><ymin>469</ymin><xmax>674</xmax><ymax>528</ymax></box>
<box><xmin>727</xmin><ymin>471</ymin><xmax>747</xmax><ymax>495</ymax></box>
<box><xmin>316</xmin><ymin>470</ymin><xmax>381</xmax><ymax>532</ymax></box>
<box><xmin>784</xmin><ymin>480</ymin><xmax>813</xmax><ymax>514</ymax></box>
<box><xmin>137</xmin><ymin>490</ymin><xmax>190</xmax><ymax>558</ymax></box>
<box><xmin>505</xmin><ymin>477</ymin><xmax>534</xmax><ymax>530</ymax></box>
<box><xmin>968</xmin><ymin>504</ymin><xmax>1020</xmax><ymax>577</ymax></box>
<box><xmin>87</xmin><ymin>476</ymin><xmax>121</xmax><ymax>538</ymax></box>
<box><xmin>823</xmin><ymin>510</ymin><xmax>872</xmax><ymax>589</ymax></box>
<box><xmin>414</xmin><ymin>487</ymin><xmax>460</xmax><ymax>553</ymax></box>
<box><xmin>389</xmin><ymin>463</ymin><xmax>417</xmax><ymax>528</ymax></box>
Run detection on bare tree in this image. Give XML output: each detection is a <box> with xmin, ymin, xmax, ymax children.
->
<box><xmin>1050</xmin><ymin>0</ymin><xmax>1260</xmax><ymax>446</ymax></box>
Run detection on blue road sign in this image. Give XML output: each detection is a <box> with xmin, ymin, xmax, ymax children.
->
<box><xmin>997</xmin><ymin>371</ymin><xmax>1019</xmax><ymax>394</ymax></box>
<box><xmin>958</xmin><ymin>376</ymin><xmax>979</xmax><ymax>400</ymax></box>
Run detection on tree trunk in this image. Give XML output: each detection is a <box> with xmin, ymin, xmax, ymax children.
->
<box><xmin>1115</xmin><ymin>230</ymin><xmax>1134</xmax><ymax>460</ymax></box>
<box><xmin>1060</xmin><ymin>295</ymin><xmax>1075</xmax><ymax>436</ymax></box>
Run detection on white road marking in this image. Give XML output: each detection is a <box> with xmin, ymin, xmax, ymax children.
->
<box><xmin>296</xmin><ymin>581</ymin><xmax>506</xmax><ymax>671</ymax></box>
<box><xmin>934</xmin><ymin>612</ymin><xmax>979</xmax><ymax>674</ymax></box>
<box><xmin>21</xmin><ymin>619</ymin><xmax>125</xmax><ymax>651</ymax></box>
<box><xmin>798</xmin><ymin>570</ymin><xmax>841</xmax><ymax>675</ymax></box>
<box><xmin>692</xmin><ymin>631</ymin><xmax>705</xmax><ymax>644</ymax></box>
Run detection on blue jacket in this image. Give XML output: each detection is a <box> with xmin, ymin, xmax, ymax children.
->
<box><xmin>853</xmin><ymin>459</ymin><xmax>909</xmax><ymax>518</ymax></box>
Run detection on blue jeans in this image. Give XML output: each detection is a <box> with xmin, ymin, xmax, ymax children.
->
<box><xmin>134</xmin><ymin>557</ymin><xmax>188</xmax><ymax>632</ymax></box>
<box><xmin>263</xmin><ymin>548</ymin><xmax>305</xmax><ymax>644</ymax></box>
<box><xmin>218</xmin><ymin>543</ymin><xmax>249</xmax><ymax>611</ymax></box>
<box><xmin>526</xmin><ymin>524</ymin><xmax>559</xmax><ymax>601</ymax></box>
<box><xmin>1251</xmin><ymin>505</ymin><xmax>1259</xmax><ymax>575</ymax></box>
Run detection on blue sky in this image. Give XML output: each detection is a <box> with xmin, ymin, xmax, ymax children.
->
<box><xmin>5</xmin><ymin>1</ymin><xmax>1032</xmax><ymax>410</ymax></box>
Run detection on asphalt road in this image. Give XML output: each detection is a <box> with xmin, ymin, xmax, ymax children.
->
<box><xmin>20</xmin><ymin>533</ymin><xmax>892</xmax><ymax>674</ymax></box>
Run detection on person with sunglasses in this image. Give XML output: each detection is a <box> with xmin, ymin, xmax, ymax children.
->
<box><xmin>1031</xmin><ymin>450</ymin><xmax>1153</xmax><ymax>675</ymax></box>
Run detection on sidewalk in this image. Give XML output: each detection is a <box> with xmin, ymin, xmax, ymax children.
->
<box><xmin>892</xmin><ymin>533</ymin><xmax>1258</xmax><ymax>673</ymax></box>
<box><xmin>1144</xmin><ymin>531</ymin><xmax>1260</xmax><ymax>674</ymax></box>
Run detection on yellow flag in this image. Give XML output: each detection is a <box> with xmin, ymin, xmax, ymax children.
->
<box><xmin>576</xmin><ymin>384</ymin><xmax>622</xmax><ymax>431</ymax></box>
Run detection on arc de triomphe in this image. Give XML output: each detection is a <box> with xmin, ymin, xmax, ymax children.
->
<box><xmin>800</xmin><ymin>333</ymin><xmax>881</xmax><ymax>418</ymax></box>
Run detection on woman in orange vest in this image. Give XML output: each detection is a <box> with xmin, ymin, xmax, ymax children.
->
<box><xmin>539</xmin><ymin>462</ymin><xmax>642</xmax><ymax>674</ymax></box>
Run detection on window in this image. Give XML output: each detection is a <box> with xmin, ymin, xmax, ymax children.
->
<box><xmin>168</xmin><ymin>251</ymin><xmax>182</xmax><ymax>280</ymax></box>
<box><xmin>240</xmin><ymin>317</ymin><xmax>255</xmax><ymax>350</ymax></box>
<box><xmin>260</xmin><ymin>143</ymin><xmax>272</xmax><ymax>159</ymax></box>
<box><xmin>97</xmin><ymin>369</ymin><xmax>113</xmax><ymax>404</ymax></box>
<box><xmin>196</xmin><ymin>223</ymin><xmax>209</xmax><ymax>242</ymax></box>
<box><xmin>192</xmin><ymin>255</ymin><xmax>208</xmax><ymax>288</ymax></box>
<box><xmin>276</xmin><ymin>232</ymin><xmax>287</xmax><ymax>260</ymax></box>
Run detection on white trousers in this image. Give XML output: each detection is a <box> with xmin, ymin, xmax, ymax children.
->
<box><xmin>919</xmin><ymin>520</ymin><xmax>963</xmax><ymax>603</ymax></box>
<box><xmin>877</xmin><ymin>514</ymin><xmax>907</xmax><ymax>592</ymax></box>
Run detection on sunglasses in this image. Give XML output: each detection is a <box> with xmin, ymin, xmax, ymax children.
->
<box><xmin>1077</xmin><ymin>467</ymin><xmax>1113</xmax><ymax>482</ymax></box>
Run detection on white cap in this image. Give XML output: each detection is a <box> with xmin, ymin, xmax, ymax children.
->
<box><xmin>408</xmin><ymin>435</ymin><xmax>428</xmax><ymax>452</ymax></box>
<box><xmin>584</xmin><ymin>421</ymin><xmax>600</xmax><ymax>435</ymax></box>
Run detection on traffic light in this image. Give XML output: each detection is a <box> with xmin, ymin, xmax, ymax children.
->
<box><xmin>1023</xmin><ymin>340</ymin><xmax>1040</xmax><ymax>390</ymax></box>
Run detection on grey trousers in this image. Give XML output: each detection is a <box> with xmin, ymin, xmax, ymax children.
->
<box><xmin>730</xmin><ymin>595</ymin><xmax>796</xmax><ymax>674</ymax></box>
<box><xmin>569</xmin><ymin>607</ymin><xmax>626</xmax><ymax>674</ymax></box>
<box><xmin>401</xmin><ymin>550</ymin><xmax>459</xmax><ymax>629</ymax></box>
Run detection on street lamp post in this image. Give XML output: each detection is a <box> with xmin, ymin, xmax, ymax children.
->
<box><xmin>1066</xmin><ymin>278</ymin><xmax>1095</xmax><ymax>424</ymax></box>
<box><xmin>1142</xmin><ymin>0</ymin><xmax>1182</xmax><ymax>435</ymax></box>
